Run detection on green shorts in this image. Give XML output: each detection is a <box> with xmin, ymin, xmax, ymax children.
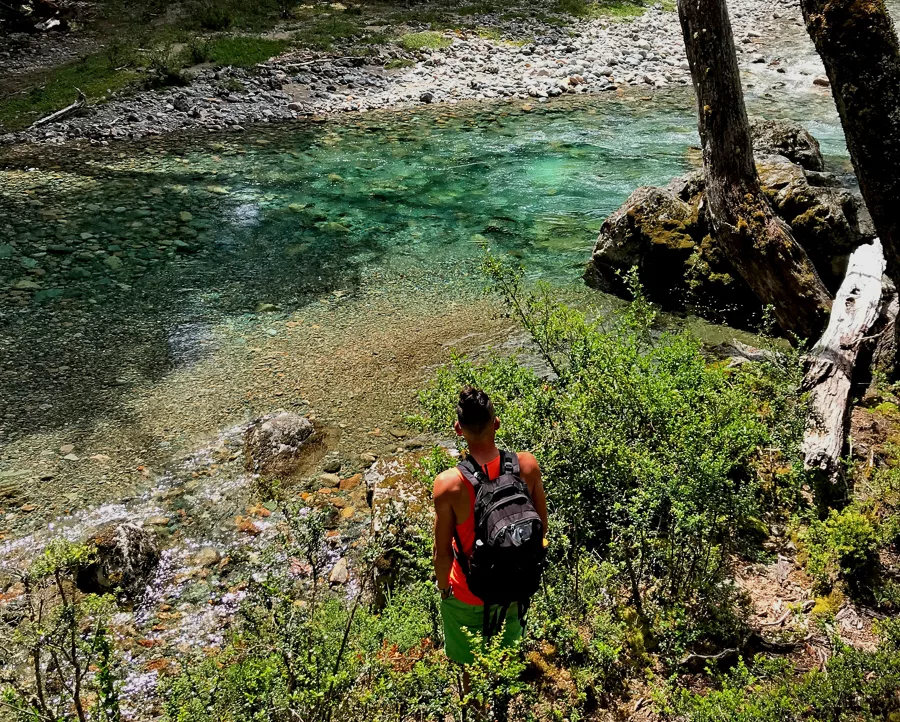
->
<box><xmin>440</xmin><ymin>595</ymin><xmax>522</xmax><ymax>665</ymax></box>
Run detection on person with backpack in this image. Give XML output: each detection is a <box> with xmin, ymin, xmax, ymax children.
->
<box><xmin>433</xmin><ymin>386</ymin><xmax>548</xmax><ymax>667</ymax></box>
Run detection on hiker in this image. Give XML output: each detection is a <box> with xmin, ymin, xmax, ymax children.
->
<box><xmin>433</xmin><ymin>386</ymin><xmax>548</xmax><ymax>668</ymax></box>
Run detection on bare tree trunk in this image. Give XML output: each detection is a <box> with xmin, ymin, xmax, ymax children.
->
<box><xmin>800</xmin><ymin>0</ymin><xmax>900</xmax><ymax>285</ymax></box>
<box><xmin>678</xmin><ymin>0</ymin><xmax>833</xmax><ymax>340</ymax></box>
<box><xmin>803</xmin><ymin>239</ymin><xmax>886</xmax><ymax>482</ymax></box>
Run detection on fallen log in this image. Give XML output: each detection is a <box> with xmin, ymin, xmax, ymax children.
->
<box><xmin>30</xmin><ymin>89</ymin><xmax>86</xmax><ymax>128</ymax></box>
<box><xmin>803</xmin><ymin>238</ymin><xmax>886</xmax><ymax>481</ymax></box>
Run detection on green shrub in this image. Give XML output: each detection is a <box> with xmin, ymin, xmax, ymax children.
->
<box><xmin>398</xmin><ymin>31</ymin><xmax>452</xmax><ymax>51</ymax></box>
<box><xmin>799</xmin><ymin>506</ymin><xmax>880</xmax><ymax>595</ymax></box>
<box><xmin>0</xmin><ymin>540</ymin><xmax>122</xmax><ymax>722</ymax></box>
<box><xmin>145</xmin><ymin>45</ymin><xmax>189</xmax><ymax>87</ymax></box>
<box><xmin>192</xmin><ymin>0</ymin><xmax>234</xmax><ymax>30</ymax></box>
<box><xmin>413</xmin><ymin>257</ymin><xmax>805</xmax><ymax>653</ymax></box>
<box><xmin>665</xmin><ymin>619</ymin><xmax>900</xmax><ymax>721</ymax></box>
<box><xmin>163</xmin><ymin>501</ymin><xmax>457</xmax><ymax>722</ymax></box>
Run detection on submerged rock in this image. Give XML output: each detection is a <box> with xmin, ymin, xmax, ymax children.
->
<box><xmin>586</xmin><ymin>121</ymin><xmax>874</xmax><ymax>328</ymax></box>
<box><xmin>77</xmin><ymin>522</ymin><xmax>160</xmax><ymax>598</ymax></box>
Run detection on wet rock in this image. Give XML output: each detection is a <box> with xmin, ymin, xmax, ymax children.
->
<box><xmin>77</xmin><ymin>522</ymin><xmax>160</xmax><ymax>598</ymax></box>
<box><xmin>244</xmin><ymin>412</ymin><xmax>315</xmax><ymax>476</ymax></box>
<box><xmin>749</xmin><ymin>117</ymin><xmax>824</xmax><ymax>171</ymax></box>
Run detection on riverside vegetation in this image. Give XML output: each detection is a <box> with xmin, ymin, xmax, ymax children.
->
<box><xmin>4</xmin><ymin>256</ymin><xmax>900</xmax><ymax>720</ymax></box>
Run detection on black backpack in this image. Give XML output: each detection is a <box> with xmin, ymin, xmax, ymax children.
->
<box><xmin>453</xmin><ymin>450</ymin><xmax>546</xmax><ymax>638</ymax></box>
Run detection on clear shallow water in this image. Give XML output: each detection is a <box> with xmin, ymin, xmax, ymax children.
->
<box><xmin>0</xmin><ymin>89</ymin><xmax>847</xmax><ymax>444</ymax></box>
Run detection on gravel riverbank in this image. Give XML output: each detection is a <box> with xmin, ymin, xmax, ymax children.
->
<box><xmin>2</xmin><ymin>0</ymin><xmax>828</xmax><ymax>146</ymax></box>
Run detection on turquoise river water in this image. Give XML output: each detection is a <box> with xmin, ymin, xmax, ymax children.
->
<box><xmin>0</xmin><ymin>85</ymin><xmax>850</xmax><ymax>518</ymax></box>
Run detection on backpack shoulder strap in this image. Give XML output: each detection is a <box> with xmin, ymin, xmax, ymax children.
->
<box><xmin>500</xmin><ymin>450</ymin><xmax>520</xmax><ymax>476</ymax></box>
<box><xmin>457</xmin><ymin>456</ymin><xmax>486</xmax><ymax>487</ymax></box>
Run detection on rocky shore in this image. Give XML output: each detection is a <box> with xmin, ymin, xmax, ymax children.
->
<box><xmin>2</xmin><ymin>0</ymin><xmax>828</xmax><ymax>146</ymax></box>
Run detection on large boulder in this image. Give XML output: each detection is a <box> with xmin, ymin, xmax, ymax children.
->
<box><xmin>749</xmin><ymin>118</ymin><xmax>825</xmax><ymax>171</ymax></box>
<box><xmin>586</xmin><ymin>122</ymin><xmax>874</xmax><ymax>328</ymax></box>
<box><xmin>76</xmin><ymin>522</ymin><xmax>160</xmax><ymax>598</ymax></box>
<box><xmin>244</xmin><ymin>412</ymin><xmax>316</xmax><ymax>477</ymax></box>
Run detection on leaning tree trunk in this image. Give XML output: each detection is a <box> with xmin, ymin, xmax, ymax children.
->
<box><xmin>800</xmin><ymin>0</ymin><xmax>900</xmax><ymax>289</ymax></box>
<box><xmin>678</xmin><ymin>0</ymin><xmax>833</xmax><ymax>340</ymax></box>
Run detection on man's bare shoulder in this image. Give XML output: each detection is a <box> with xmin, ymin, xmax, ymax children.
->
<box><xmin>433</xmin><ymin>467</ymin><xmax>463</xmax><ymax>500</ymax></box>
<box><xmin>516</xmin><ymin>451</ymin><xmax>541</xmax><ymax>476</ymax></box>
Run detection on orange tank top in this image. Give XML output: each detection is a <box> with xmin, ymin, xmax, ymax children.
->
<box><xmin>449</xmin><ymin>454</ymin><xmax>504</xmax><ymax>606</ymax></box>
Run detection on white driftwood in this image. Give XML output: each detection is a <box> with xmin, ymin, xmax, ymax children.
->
<box><xmin>31</xmin><ymin>89</ymin><xmax>86</xmax><ymax>128</ymax></box>
<box><xmin>803</xmin><ymin>238</ymin><xmax>886</xmax><ymax>479</ymax></box>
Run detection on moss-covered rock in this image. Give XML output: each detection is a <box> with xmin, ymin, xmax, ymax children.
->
<box><xmin>749</xmin><ymin>117</ymin><xmax>825</xmax><ymax>171</ymax></box>
<box><xmin>586</xmin><ymin>123</ymin><xmax>874</xmax><ymax>330</ymax></box>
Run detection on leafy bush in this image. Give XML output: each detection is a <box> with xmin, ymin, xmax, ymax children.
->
<box><xmin>163</xmin><ymin>502</ymin><xmax>456</xmax><ymax>722</ymax></box>
<box><xmin>145</xmin><ymin>45</ymin><xmax>189</xmax><ymax>88</ymax></box>
<box><xmin>664</xmin><ymin>619</ymin><xmax>900</xmax><ymax>721</ymax></box>
<box><xmin>0</xmin><ymin>540</ymin><xmax>122</xmax><ymax>722</ymax></box>
<box><xmin>413</xmin><ymin>257</ymin><xmax>806</xmax><ymax>653</ymax></box>
<box><xmin>799</xmin><ymin>506</ymin><xmax>880</xmax><ymax>595</ymax></box>
<box><xmin>191</xmin><ymin>0</ymin><xmax>234</xmax><ymax>30</ymax></box>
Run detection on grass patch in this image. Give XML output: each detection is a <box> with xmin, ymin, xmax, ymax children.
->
<box><xmin>475</xmin><ymin>27</ymin><xmax>503</xmax><ymax>41</ymax></box>
<box><xmin>384</xmin><ymin>58</ymin><xmax>416</xmax><ymax>70</ymax></box>
<box><xmin>457</xmin><ymin>1</ymin><xmax>505</xmax><ymax>14</ymax></box>
<box><xmin>0</xmin><ymin>53</ymin><xmax>138</xmax><ymax>132</ymax></box>
<box><xmin>186</xmin><ymin>36</ymin><xmax>289</xmax><ymax>66</ymax></box>
<box><xmin>553</xmin><ymin>0</ymin><xmax>649</xmax><ymax>18</ymax></box>
<box><xmin>397</xmin><ymin>31</ymin><xmax>452</xmax><ymax>51</ymax></box>
<box><xmin>292</xmin><ymin>16</ymin><xmax>362</xmax><ymax>49</ymax></box>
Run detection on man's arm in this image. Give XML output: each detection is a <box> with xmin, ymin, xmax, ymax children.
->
<box><xmin>432</xmin><ymin>471</ymin><xmax>458</xmax><ymax>591</ymax></box>
<box><xmin>518</xmin><ymin>452</ymin><xmax>548</xmax><ymax>535</ymax></box>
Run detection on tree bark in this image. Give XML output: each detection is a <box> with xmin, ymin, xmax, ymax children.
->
<box><xmin>803</xmin><ymin>239</ymin><xmax>886</xmax><ymax>481</ymax></box>
<box><xmin>678</xmin><ymin>0</ymin><xmax>833</xmax><ymax>340</ymax></box>
<box><xmin>800</xmin><ymin>0</ymin><xmax>900</xmax><ymax>285</ymax></box>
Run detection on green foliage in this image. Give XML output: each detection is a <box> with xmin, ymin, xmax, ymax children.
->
<box><xmin>163</xmin><ymin>499</ymin><xmax>455</xmax><ymax>722</ymax></box>
<box><xmin>465</xmin><ymin>634</ymin><xmax>534</xmax><ymax>722</ymax></box>
<box><xmin>145</xmin><ymin>44</ymin><xmax>189</xmax><ymax>88</ymax></box>
<box><xmin>414</xmin><ymin>255</ymin><xmax>806</xmax><ymax>653</ymax></box>
<box><xmin>191</xmin><ymin>0</ymin><xmax>234</xmax><ymax>30</ymax></box>
<box><xmin>665</xmin><ymin>620</ymin><xmax>900</xmax><ymax>721</ymax></box>
<box><xmin>799</xmin><ymin>506</ymin><xmax>880</xmax><ymax>595</ymax></box>
<box><xmin>553</xmin><ymin>0</ymin><xmax>648</xmax><ymax>19</ymax></box>
<box><xmin>293</xmin><ymin>16</ymin><xmax>362</xmax><ymax>50</ymax></box>
<box><xmin>196</xmin><ymin>37</ymin><xmax>290</xmax><ymax>67</ymax></box>
<box><xmin>1</xmin><ymin>540</ymin><xmax>122</xmax><ymax>722</ymax></box>
<box><xmin>384</xmin><ymin>58</ymin><xmax>416</xmax><ymax>70</ymax></box>
<box><xmin>528</xmin><ymin>544</ymin><xmax>629</xmax><ymax>713</ymax></box>
<box><xmin>0</xmin><ymin>53</ymin><xmax>137</xmax><ymax>132</ymax></box>
<box><xmin>398</xmin><ymin>31</ymin><xmax>452</xmax><ymax>51</ymax></box>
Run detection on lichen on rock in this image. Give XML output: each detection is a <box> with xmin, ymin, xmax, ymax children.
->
<box><xmin>585</xmin><ymin>121</ymin><xmax>875</xmax><ymax>328</ymax></box>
